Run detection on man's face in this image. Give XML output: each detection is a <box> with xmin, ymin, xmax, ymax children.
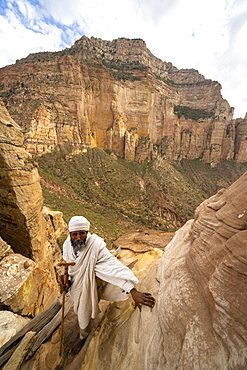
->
<box><xmin>70</xmin><ymin>230</ymin><xmax>88</xmax><ymax>247</ymax></box>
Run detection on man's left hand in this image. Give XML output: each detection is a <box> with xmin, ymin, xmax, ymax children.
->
<box><xmin>130</xmin><ymin>288</ymin><xmax>155</xmax><ymax>311</ymax></box>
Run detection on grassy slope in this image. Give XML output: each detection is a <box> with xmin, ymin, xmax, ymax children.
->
<box><xmin>37</xmin><ymin>147</ymin><xmax>247</xmax><ymax>246</ymax></box>
<box><xmin>175</xmin><ymin>159</ymin><xmax>247</xmax><ymax>196</ymax></box>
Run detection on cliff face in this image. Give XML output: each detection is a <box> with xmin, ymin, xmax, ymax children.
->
<box><xmin>0</xmin><ymin>36</ymin><xmax>246</xmax><ymax>164</ymax></box>
<box><xmin>0</xmin><ymin>98</ymin><xmax>61</xmax><ymax>313</ymax></box>
<box><xmin>0</xmin><ymin>99</ymin><xmax>45</xmax><ymax>261</ymax></box>
<box><xmin>13</xmin><ymin>173</ymin><xmax>247</xmax><ymax>369</ymax></box>
<box><xmin>75</xmin><ymin>172</ymin><xmax>247</xmax><ymax>370</ymax></box>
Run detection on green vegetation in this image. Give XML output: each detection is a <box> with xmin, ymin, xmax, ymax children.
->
<box><xmin>110</xmin><ymin>71</ymin><xmax>141</xmax><ymax>81</ymax></box>
<box><xmin>174</xmin><ymin>159</ymin><xmax>247</xmax><ymax>197</ymax></box>
<box><xmin>102</xmin><ymin>61</ymin><xmax>147</xmax><ymax>81</ymax></box>
<box><xmin>155</xmin><ymin>74</ymin><xmax>175</xmax><ymax>85</ymax></box>
<box><xmin>37</xmin><ymin>147</ymin><xmax>207</xmax><ymax>246</ymax></box>
<box><xmin>174</xmin><ymin>105</ymin><xmax>214</xmax><ymax>121</ymax></box>
<box><xmin>102</xmin><ymin>61</ymin><xmax>148</xmax><ymax>71</ymax></box>
<box><xmin>37</xmin><ymin>147</ymin><xmax>247</xmax><ymax>246</ymax></box>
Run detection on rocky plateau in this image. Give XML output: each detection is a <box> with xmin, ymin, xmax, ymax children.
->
<box><xmin>0</xmin><ymin>36</ymin><xmax>246</xmax><ymax>165</ymax></box>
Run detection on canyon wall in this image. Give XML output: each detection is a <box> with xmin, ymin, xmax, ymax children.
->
<box><xmin>0</xmin><ymin>98</ymin><xmax>61</xmax><ymax>314</ymax></box>
<box><xmin>75</xmin><ymin>172</ymin><xmax>247</xmax><ymax>370</ymax></box>
<box><xmin>0</xmin><ymin>37</ymin><xmax>246</xmax><ymax>164</ymax></box>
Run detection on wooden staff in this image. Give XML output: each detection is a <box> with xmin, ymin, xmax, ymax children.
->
<box><xmin>58</xmin><ymin>262</ymin><xmax>75</xmax><ymax>356</ymax></box>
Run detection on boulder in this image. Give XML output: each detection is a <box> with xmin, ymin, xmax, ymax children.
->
<box><xmin>0</xmin><ymin>311</ymin><xmax>30</xmax><ymax>348</ymax></box>
<box><xmin>0</xmin><ymin>237</ymin><xmax>13</xmax><ymax>261</ymax></box>
<box><xmin>112</xmin><ymin>229</ymin><xmax>174</xmax><ymax>266</ymax></box>
<box><xmin>0</xmin><ymin>253</ymin><xmax>59</xmax><ymax>316</ymax></box>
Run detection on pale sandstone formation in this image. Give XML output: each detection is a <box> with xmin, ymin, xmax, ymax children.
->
<box><xmin>73</xmin><ymin>172</ymin><xmax>247</xmax><ymax>370</ymax></box>
<box><xmin>234</xmin><ymin>115</ymin><xmax>247</xmax><ymax>163</ymax></box>
<box><xmin>0</xmin><ymin>253</ymin><xmax>59</xmax><ymax>316</ymax></box>
<box><xmin>0</xmin><ymin>237</ymin><xmax>14</xmax><ymax>261</ymax></box>
<box><xmin>0</xmin><ymin>37</ymin><xmax>245</xmax><ymax>164</ymax></box>
<box><xmin>0</xmin><ymin>99</ymin><xmax>48</xmax><ymax>264</ymax></box>
<box><xmin>112</xmin><ymin>229</ymin><xmax>174</xmax><ymax>266</ymax></box>
<box><xmin>0</xmin><ymin>98</ymin><xmax>60</xmax><ymax>313</ymax></box>
<box><xmin>0</xmin><ymin>311</ymin><xmax>30</xmax><ymax>348</ymax></box>
<box><xmin>5</xmin><ymin>169</ymin><xmax>247</xmax><ymax>370</ymax></box>
<box><xmin>42</xmin><ymin>206</ymin><xmax>66</xmax><ymax>268</ymax></box>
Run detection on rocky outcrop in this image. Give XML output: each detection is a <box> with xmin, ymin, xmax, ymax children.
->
<box><xmin>234</xmin><ymin>115</ymin><xmax>247</xmax><ymax>162</ymax></box>
<box><xmin>73</xmin><ymin>172</ymin><xmax>246</xmax><ymax>369</ymax></box>
<box><xmin>0</xmin><ymin>98</ymin><xmax>60</xmax><ymax>313</ymax></box>
<box><xmin>0</xmin><ymin>253</ymin><xmax>59</xmax><ymax>316</ymax></box>
<box><xmin>0</xmin><ymin>237</ymin><xmax>13</xmax><ymax>261</ymax></box>
<box><xmin>12</xmin><ymin>173</ymin><xmax>247</xmax><ymax>369</ymax></box>
<box><xmin>42</xmin><ymin>206</ymin><xmax>67</xmax><ymax>268</ymax></box>
<box><xmin>0</xmin><ymin>98</ymin><xmax>47</xmax><ymax>263</ymax></box>
<box><xmin>0</xmin><ymin>36</ymin><xmax>245</xmax><ymax>165</ymax></box>
<box><xmin>112</xmin><ymin>229</ymin><xmax>174</xmax><ymax>266</ymax></box>
<box><xmin>0</xmin><ymin>311</ymin><xmax>30</xmax><ymax>348</ymax></box>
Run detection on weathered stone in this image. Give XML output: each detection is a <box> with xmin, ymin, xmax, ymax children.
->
<box><xmin>0</xmin><ymin>99</ymin><xmax>60</xmax><ymax>317</ymax></box>
<box><xmin>10</xmin><ymin>169</ymin><xmax>247</xmax><ymax>369</ymax></box>
<box><xmin>0</xmin><ymin>37</ymin><xmax>245</xmax><ymax>165</ymax></box>
<box><xmin>0</xmin><ymin>237</ymin><xmax>13</xmax><ymax>261</ymax></box>
<box><xmin>115</xmin><ymin>229</ymin><xmax>174</xmax><ymax>252</ymax></box>
<box><xmin>42</xmin><ymin>206</ymin><xmax>65</xmax><ymax>267</ymax></box>
<box><xmin>0</xmin><ymin>253</ymin><xmax>59</xmax><ymax>316</ymax></box>
<box><xmin>74</xmin><ymin>172</ymin><xmax>247</xmax><ymax>370</ymax></box>
<box><xmin>234</xmin><ymin>116</ymin><xmax>247</xmax><ymax>162</ymax></box>
<box><xmin>0</xmin><ymin>99</ymin><xmax>58</xmax><ymax>277</ymax></box>
<box><xmin>0</xmin><ymin>311</ymin><xmax>30</xmax><ymax>348</ymax></box>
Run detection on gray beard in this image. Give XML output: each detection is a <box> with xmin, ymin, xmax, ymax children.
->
<box><xmin>71</xmin><ymin>239</ymin><xmax>86</xmax><ymax>256</ymax></box>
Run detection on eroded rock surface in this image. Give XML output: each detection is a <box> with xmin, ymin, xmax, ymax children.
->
<box><xmin>112</xmin><ymin>229</ymin><xmax>174</xmax><ymax>266</ymax></box>
<box><xmin>0</xmin><ymin>99</ymin><xmax>49</xmax><ymax>266</ymax></box>
<box><xmin>0</xmin><ymin>237</ymin><xmax>13</xmax><ymax>261</ymax></box>
<box><xmin>77</xmin><ymin>172</ymin><xmax>247</xmax><ymax>370</ymax></box>
<box><xmin>0</xmin><ymin>99</ymin><xmax>60</xmax><ymax>316</ymax></box>
<box><xmin>1</xmin><ymin>37</ymin><xmax>245</xmax><ymax>164</ymax></box>
<box><xmin>0</xmin><ymin>253</ymin><xmax>59</xmax><ymax>316</ymax></box>
<box><xmin>0</xmin><ymin>311</ymin><xmax>30</xmax><ymax>348</ymax></box>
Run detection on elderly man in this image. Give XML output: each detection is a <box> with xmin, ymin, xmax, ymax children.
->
<box><xmin>62</xmin><ymin>215</ymin><xmax>155</xmax><ymax>354</ymax></box>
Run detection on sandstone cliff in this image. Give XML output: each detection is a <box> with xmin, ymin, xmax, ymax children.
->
<box><xmin>9</xmin><ymin>172</ymin><xmax>246</xmax><ymax>370</ymax></box>
<box><xmin>0</xmin><ymin>98</ymin><xmax>61</xmax><ymax>314</ymax></box>
<box><xmin>72</xmin><ymin>172</ymin><xmax>247</xmax><ymax>370</ymax></box>
<box><xmin>0</xmin><ymin>36</ymin><xmax>246</xmax><ymax>164</ymax></box>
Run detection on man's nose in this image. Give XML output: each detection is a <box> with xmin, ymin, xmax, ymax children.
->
<box><xmin>75</xmin><ymin>235</ymin><xmax>81</xmax><ymax>241</ymax></box>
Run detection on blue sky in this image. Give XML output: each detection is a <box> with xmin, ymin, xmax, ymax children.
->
<box><xmin>0</xmin><ymin>0</ymin><xmax>246</xmax><ymax>118</ymax></box>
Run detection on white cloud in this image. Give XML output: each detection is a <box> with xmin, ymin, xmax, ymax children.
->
<box><xmin>0</xmin><ymin>0</ymin><xmax>246</xmax><ymax>118</ymax></box>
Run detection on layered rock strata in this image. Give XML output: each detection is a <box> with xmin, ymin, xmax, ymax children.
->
<box><xmin>77</xmin><ymin>172</ymin><xmax>247</xmax><ymax>370</ymax></box>
<box><xmin>0</xmin><ymin>98</ymin><xmax>60</xmax><ymax>313</ymax></box>
<box><xmin>0</xmin><ymin>37</ymin><xmax>245</xmax><ymax>164</ymax></box>
<box><xmin>0</xmin><ymin>99</ymin><xmax>48</xmax><ymax>263</ymax></box>
<box><xmin>0</xmin><ymin>253</ymin><xmax>58</xmax><ymax>316</ymax></box>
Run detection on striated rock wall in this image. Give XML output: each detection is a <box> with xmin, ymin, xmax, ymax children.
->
<box><xmin>76</xmin><ymin>172</ymin><xmax>247</xmax><ymax>370</ymax></box>
<box><xmin>0</xmin><ymin>253</ymin><xmax>58</xmax><ymax>316</ymax></box>
<box><xmin>234</xmin><ymin>115</ymin><xmax>247</xmax><ymax>162</ymax></box>
<box><xmin>0</xmin><ymin>36</ymin><xmax>245</xmax><ymax>164</ymax></box>
<box><xmin>0</xmin><ymin>99</ymin><xmax>46</xmax><ymax>262</ymax></box>
<box><xmin>0</xmin><ymin>98</ymin><xmax>60</xmax><ymax>313</ymax></box>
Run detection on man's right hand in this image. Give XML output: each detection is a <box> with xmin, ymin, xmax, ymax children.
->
<box><xmin>130</xmin><ymin>288</ymin><xmax>155</xmax><ymax>311</ymax></box>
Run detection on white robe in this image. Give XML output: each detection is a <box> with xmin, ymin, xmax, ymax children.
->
<box><xmin>63</xmin><ymin>232</ymin><xmax>138</xmax><ymax>330</ymax></box>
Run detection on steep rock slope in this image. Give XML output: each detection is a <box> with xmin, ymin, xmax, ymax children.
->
<box><xmin>0</xmin><ymin>37</ymin><xmax>246</xmax><ymax>164</ymax></box>
<box><xmin>0</xmin><ymin>98</ymin><xmax>45</xmax><ymax>261</ymax></box>
<box><xmin>76</xmin><ymin>172</ymin><xmax>247</xmax><ymax>370</ymax></box>
<box><xmin>0</xmin><ymin>98</ymin><xmax>60</xmax><ymax>313</ymax></box>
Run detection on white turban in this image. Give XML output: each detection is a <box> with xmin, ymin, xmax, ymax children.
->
<box><xmin>68</xmin><ymin>216</ymin><xmax>90</xmax><ymax>232</ymax></box>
